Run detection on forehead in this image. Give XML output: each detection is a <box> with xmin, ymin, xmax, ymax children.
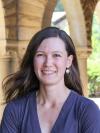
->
<box><xmin>37</xmin><ymin>37</ymin><xmax>66</xmax><ymax>52</ymax></box>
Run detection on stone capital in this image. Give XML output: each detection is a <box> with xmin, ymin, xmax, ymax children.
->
<box><xmin>76</xmin><ymin>47</ymin><xmax>92</xmax><ymax>59</ymax></box>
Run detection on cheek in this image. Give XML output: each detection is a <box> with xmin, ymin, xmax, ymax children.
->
<box><xmin>56</xmin><ymin>58</ymin><xmax>67</xmax><ymax>68</ymax></box>
<box><xmin>33</xmin><ymin>58</ymin><xmax>44</xmax><ymax>70</ymax></box>
<box><xmin>55</xmin><ymin>61</ymin><xmax>67</xmax><ymax>75</ymax></box>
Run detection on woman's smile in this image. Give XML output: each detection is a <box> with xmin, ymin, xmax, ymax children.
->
<box><xmin>42</xmin><ymin>70</ymin><xmax>56</xmax><ymax>75</ymax></box>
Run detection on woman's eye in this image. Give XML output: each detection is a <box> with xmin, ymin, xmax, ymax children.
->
<box><xmin>53</xmin><ymin>54</ymin><xmax>61</xmax><ymax>57</ymax></box>
<box><xmin>36</xmin><ymin>53</ymin><xmax>44</xmax><ymax>57</ymax></box>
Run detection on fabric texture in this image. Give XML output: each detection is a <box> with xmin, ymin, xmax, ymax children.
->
<box><xmin>0</xmin><ymin>90</ymin><xmax>100</xmax><ymax>133</ymax></box>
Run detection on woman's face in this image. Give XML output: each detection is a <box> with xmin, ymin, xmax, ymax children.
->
<box><xmin>33</xmin><ymin>37</ymin><xmax>73</xmax><ymax>86</ymax></box>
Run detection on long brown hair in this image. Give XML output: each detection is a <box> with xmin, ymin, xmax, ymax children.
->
<box><xmin>3</xmin><ymin>27</ymin><xmax>83</xmax><ymax>103</ymax></box>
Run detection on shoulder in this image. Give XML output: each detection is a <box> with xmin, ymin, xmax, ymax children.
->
<box><xmin>2</xmin><ymin>92</ymin><xmax>35</xmax><ymax>123</ymax></box>
<box><xmin>5</xmin><ymin>92</ymin><xmax>35</xmax><ymax>109</ymax></box>
<box><xmin>71</xmin><ymin>90</ymin><xmax>100</xmax><ymax>111</ymax></box>
<box><xmin>72</xmin><ymin>91</ymin><xmax>100</xmax><ymax>132</ymax></box>
<box><xmin>71</xmin><ymin>91</ymin><xmax>100</xmax><ymax>121</ymax></box>
<box><xmin>0</xmin><ymin>92</ymin><xmax>36</xmax><ymax>131</ymax></box>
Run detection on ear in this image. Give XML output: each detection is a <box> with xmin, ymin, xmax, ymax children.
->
<box><xmin>66</xmin><ymin>55</ymin><xmax>73</xmax><ymax>68</ymax></box>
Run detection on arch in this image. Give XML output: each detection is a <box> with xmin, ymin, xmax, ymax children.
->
<box><xmin>92</xmin><ymin>0</ymin><xmax>100</xmax><ymax>46</ymax></box>
<box><xmin>42</xmin><ymin>0</ymin><xmax>88</xmax><ymax>47</ymax></box>
<box><xmin>61</xmin><ymin>0</ymin><xmax>87</xmax><ymax>47</ymax></box>
<box><xmin>60</xmin><ymin>0</ymin><xmax>91</xmax><ymax>96</ymax></box>
<box><xmin>2</xmin><ymin>0</ymin><xmax>48</xmax><ymax>41</ymax></box>
<box><xmin>42</xmin><ymin>0</ymin><xmax>57</xmax><ymax>28</ymax></box>
<box><xmin>1</xmin><ymin>0</ymin><xmax>49</xmax><ymax>61</ymax></box>
<box><xmin>80</xmin><ymin>0</ymin><xmax>98</xmax><ymax>47</ymax></box>
<box><xmin>51</xmin><ymin>0</ymin><xmax>70</xmax><ymax>34</ymax></box>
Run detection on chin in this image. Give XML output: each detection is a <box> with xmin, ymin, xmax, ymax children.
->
<box><xmin>40</xmin><ymin>79</ymin><xmax>60</xmax><ymax>86</ymax></box>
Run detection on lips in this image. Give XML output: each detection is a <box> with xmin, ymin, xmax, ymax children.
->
<box><xmin>42</xmin><ymin>70</ymin><xmax>56</xmax><ymax>75</ymax></box>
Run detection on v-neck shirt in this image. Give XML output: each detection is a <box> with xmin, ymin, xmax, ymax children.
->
<box><xmin>0</xmin><ymin>90</ymin><xmax>100</xmax><ymax>133</ymax></box>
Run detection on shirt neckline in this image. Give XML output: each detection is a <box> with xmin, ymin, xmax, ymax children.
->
<box><xmin>33</xmin><ymin>90</ymin><xmax>74</xmax><ymax>133</ymax></box>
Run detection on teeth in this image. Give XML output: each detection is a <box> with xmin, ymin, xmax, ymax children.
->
<box><xmin>42</xmin><ymin>70</ymin><xmax>55</xmax><ymax>74</ymax></box>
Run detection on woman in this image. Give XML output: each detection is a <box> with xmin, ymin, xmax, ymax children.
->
<box><xmin>0</xmin><ymin>27</ymin><xmax>100</xmax><ymax>133</ymax></box>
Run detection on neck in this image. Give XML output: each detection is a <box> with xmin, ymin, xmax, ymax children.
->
<box><xmin>36</xmin><ymin>83</ymin><xmax>70</xmax><ymax>107</ymax></box>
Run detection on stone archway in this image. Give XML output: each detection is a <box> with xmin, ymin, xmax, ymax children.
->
<box><xmin>60</xmin><ymin>0</ymin><xmax>89</xmax><ymax>96</ymax></box>
<box><xmin>2</xmin><ymin>0</ymin><xmax>48</xmax><ymax>58</ymax></box>
<box><xmin>80</xmin><ymin>0</ymin><xmax>98</xmax><ymax>47</ymax></box>
<box><xmin>79</xmin><ymin>0</ymin><xmax>98</xmax><ymax>96</ymax></box>
<box><xmin>42</xmin><ymin>0</ymin><xmax>57</xmax><ymax>28</ymax></box>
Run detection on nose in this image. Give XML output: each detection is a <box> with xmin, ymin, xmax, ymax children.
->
<box><xmin>44</xmin><ymin>55</ymin><xmax>53</xmax><ymax>67</ymax></box>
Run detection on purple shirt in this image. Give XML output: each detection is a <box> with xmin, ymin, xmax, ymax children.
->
<box><xmin>0</xmin><ymin>90</ymin><xmax>100</xmax><ymax>133</ymax></box>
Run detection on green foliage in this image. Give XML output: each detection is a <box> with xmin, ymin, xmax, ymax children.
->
<box><xmin>87</xmin><ymin>14</ymin><xmax>100</xmax><ymax>97</ymax></box>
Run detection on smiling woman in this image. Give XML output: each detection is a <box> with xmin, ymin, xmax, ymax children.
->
<box><xmin>0</xmin><ymin>27</ymin><xmax>100</xmax><ymax>133</ymax></box>
<box><xmin>33</xmin><ymin>37</ymin><xmax>73</xmax><ymax>86</ymax></box>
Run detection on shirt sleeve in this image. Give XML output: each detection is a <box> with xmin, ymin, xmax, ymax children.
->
<box><xmin>0</xmin><ymin>101</ymin><xmax>20</xmax><ymax>133</ymax></box>
<box><xmin>80</xmin><ymin>100</ymin><xmax>100</xmax><ymax>133</ymax></box>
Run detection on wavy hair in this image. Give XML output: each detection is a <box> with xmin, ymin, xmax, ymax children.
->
<box><xmin>3</xmin><ymin>27</ymin><xmax>83</xmax><ymax>103</ymax></box>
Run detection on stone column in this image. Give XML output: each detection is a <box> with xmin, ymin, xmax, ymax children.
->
<box><xmin>2</xmin><ymin>0</ymin><xmax>48</xmax><ymax>58</ymax></box>
<box><xmin>16</xmin><ymin>0</ymin><xmax>48</xmax><ymax>57</ymax></box>
<box><xmin>42</xmin><ymin>0</ymin><xmax>57</xmax><ymax>28</ymax></box>
<box><xmin>61</xmin><ymin>0</ymin><xmax>87</xmax><ymax>47</ymax></box>
<box><xmin>61</xmin><ymin>0</ymin><xmax>89</xmax><ymax>96</ymax></box>
<box><xmin>76</xmin><ymin>47</ymin><xmax>92</xmax><ymax>96</ymax></box>
<box><xmin>0</xmin><ymin>0</ymin><xmax>7</xmax><ymax>121</ymax></box>
<box><xmin>0</xmin><ymin>52</ymin><xmax>18</xmax><ymax>122</ymax></box>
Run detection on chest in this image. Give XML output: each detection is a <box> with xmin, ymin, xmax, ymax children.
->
<box><xmin>37</xmin><ymin>105</ymin><xmax>62</xmax><ymax>133</ymax></box>
<box><xmin>20</xmin><ymin>92</ymin><xmax>79</xmax><ymax>133</ymax></box>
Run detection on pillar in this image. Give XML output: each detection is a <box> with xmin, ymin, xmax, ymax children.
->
<box><xmin>2</xmin><ymin>0</ymin><xmax>48</xmax><ymax>58</ymax></box>
<box><xmin>61</xmin><ymin>0</ymin><xmax>89</xmax><ymax>96</ymax></box>
<box><xmin>77</xmin><ymin>47</ymin><xmax>92</xmax><ymax>96</ymax></box>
